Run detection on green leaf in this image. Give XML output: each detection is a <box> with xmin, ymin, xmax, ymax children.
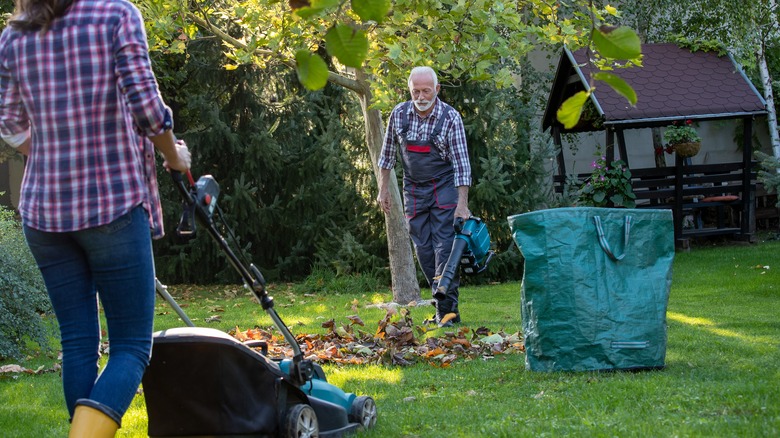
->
<box><xmin>294</xmin><ymin>0</ymin><xmax>339</xmax><ymax>19</ymax></box>
<box><xmin>325</xmin><ymin>25</ymin><xmax>369</xmax><ymax>68</ymax></box>
<box><xmin>556</xmin><ymin>90</ymin><xmax>591</xmax><ymax>129</ymax></box>
<box><xmin>591</xmin><ymin>26</ymin><xmax>641</xmax><ymax>60</ymax></box>
<box><xmin>387</xmin><ymin>43</ymin><xmax>401</xmax><ymax>60</ymax></box>
<box><xmin>295</xmin><ymin>50</ymin><xmax>329</xmax><ymax>90</ymax></box>
<box><xmin>593</xmin><ymin>72</ymin><xmax>637</xmax><ymax>106</ymax></box>
<box><xmin>351</xmin><ymin>0</ymin><xmax>391</xmax><ymax>23</ymax></box>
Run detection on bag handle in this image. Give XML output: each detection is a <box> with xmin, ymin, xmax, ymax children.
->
<box><xmin>593</xmin><ymin>215</ymin><xmax>631</xmax><ymax>261</ymax></box>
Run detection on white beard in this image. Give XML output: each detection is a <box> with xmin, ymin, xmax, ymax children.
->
<box><xmin>413</xmin><ymin>99</ymin><xmax>435</xmax><ymax>112</ymax></box>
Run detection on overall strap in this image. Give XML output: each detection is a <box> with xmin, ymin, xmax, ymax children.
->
<box><xmin>430</xmin><ymin>106</ymin><xmax>451</xmax><ymax>139</ymax></box>
<box><xmin>400</xmin><ymin>101</ymin><xmax>451</xmax><ymax>140</ymax></box>
<box><xmin>399</xmin><ymin>101</ymin><xmax>413</xmax><ymax>136</ymax></box>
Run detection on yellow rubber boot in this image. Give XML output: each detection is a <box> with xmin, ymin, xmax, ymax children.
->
<box><xmin>69</xmin><ymin>405</ymin><xmax>119</xmax><ymax>438</ymax></box>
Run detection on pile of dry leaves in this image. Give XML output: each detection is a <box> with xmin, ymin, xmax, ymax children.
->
<box><xmin>231</xmin><ymin>307</ymin><xmax>524</xmax><ymax>368</ymax></box>
<box><xmin>0</xmin><ymin>306</ymin><xmax>524</xmax><ymax>376</ymax></box>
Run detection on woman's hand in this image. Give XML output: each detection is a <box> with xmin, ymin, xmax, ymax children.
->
<box><xmin>163</xmin><ymin>140</ymin><xmax>191</xmax><ymax>172</ymax></box>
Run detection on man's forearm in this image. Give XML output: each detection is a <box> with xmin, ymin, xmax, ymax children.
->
<box><xmin>457</xmin><ymin>185</ymin><xmax>469</xmax><ymax>207</ymax></box>
<box><xmin>455</xmin><ymin>185</ymin><xmax>470</xmax><ymax>219</ymax></box>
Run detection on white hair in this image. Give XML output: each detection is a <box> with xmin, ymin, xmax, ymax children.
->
<box><xmin>408</xmin><ymin>66</ymin><xmax>438</xmax><ymax>89</ymax></box>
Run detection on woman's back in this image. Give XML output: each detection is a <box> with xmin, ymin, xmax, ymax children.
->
<box><xmin>0</xmin><ymin>0</ymin><xmax>169</xmax><ymax>233</ymax></box>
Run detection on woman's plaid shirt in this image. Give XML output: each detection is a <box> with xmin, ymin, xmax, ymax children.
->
<box><xmin>0</xmin><ymin>0</ymin><xmax>172</xmax><ymax>238</ymax></box>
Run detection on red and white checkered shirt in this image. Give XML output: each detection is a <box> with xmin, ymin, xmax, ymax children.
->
<box><xmin>0</xmin><ymin>0</ymin><xmax>172</xmax><ymax>238</ymax></box>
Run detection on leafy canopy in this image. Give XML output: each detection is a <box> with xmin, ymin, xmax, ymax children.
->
<box><xmin>141</xmin><ymin>0</ymin><xmax>640</xmax><ymax>118</ymax></box>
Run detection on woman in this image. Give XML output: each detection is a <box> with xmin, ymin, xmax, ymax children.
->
<box><xmin>0</xmin><ymin>0</ymin><xmax>191</xmax><ymax>435</ymax></box>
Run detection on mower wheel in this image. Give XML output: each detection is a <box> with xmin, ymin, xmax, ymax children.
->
<box><xmin>284</xmin><ymin>404</ymin><xmax>319</xmax><ymax>438</ymax></box>
<box><xmin>349</xmin><ymin>395</ymin><xmax>378</xmax><ymax>429</ymax></box>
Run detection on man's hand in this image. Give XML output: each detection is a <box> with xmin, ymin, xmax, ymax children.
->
<box><xmin>377</xmin><ymin>189</ymin><xmax>391</xmax><ymax>214</ymax></box>
<box><xmin>455</xmin><ymin>185</ymin><xmax>470</xmax><ymax>220</ymax></box>
<box><xmin>377</xmin><ymin>168</ymin><xmax>392</xmax><ymax>214</ymax></box>
<box><xmin>454</xmin><ymin>204</ymin><xmax>470</xmax><ymax>220</ymax></box>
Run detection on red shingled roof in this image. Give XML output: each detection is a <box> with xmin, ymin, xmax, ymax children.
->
<box><xmin>542</xmin><ymin>43</ymin><xmax>767</xmax><ymax>132</ymax></box>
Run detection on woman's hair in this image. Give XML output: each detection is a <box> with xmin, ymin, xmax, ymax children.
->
<box><xmin>9</xmin><ymin>0</ymin><xmax>75</xmax><ymax>31</ymax></box>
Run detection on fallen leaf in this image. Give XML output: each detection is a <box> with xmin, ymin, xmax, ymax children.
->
<box><xmin>321</xmin><ymin>319</ymin><xmax>335</xmax><ymax>330</ymax></box>
<box><xmin>347</xmin><ymin>315</ymin><xmax>365</xmax><ymax>326</ymax></box>
<box><xmin>0</xmin><ymin>364</ymin><xmax>28</xmax><ymax>374</ymax></box>
<box><xmin>480</xmin><ymin>334</ymin><xmax>504</xmax><ymax>344</ymax></box>
<box><xmin>440</xmin><ymin>313</ymin><xmax>457</xmax><ymax>325</ymax></box>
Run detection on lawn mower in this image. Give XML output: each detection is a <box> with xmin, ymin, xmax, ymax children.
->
<box><xmin>143</xmin><ymin>171</ymin><xmax>377</xmax><ymax>437</ymax></box>
<box><xmin>434</xmin><ymin>216</ymin><xmax>494</xmax><ymax>300</ymax></box>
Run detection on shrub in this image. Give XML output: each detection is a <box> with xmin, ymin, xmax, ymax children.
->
<box><xmin>578</xmin><ymin>155</ymin><xmax>637</xmax><ymax>208</ymax></box>
<box><xmin>0</xmin><ymin>202</ymin><xmax>53</xmax><ymax>360</ymax></box>
<box><xmin>756</xmin><ymin>151</ymin><xmax>780</xmax><ymax>207</ymax></box>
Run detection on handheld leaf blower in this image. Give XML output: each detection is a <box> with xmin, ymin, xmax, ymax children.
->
<box><xmin>434</xmin><ymin>216</ymin><xmax>494</xmax><ymax>300</ymax></box>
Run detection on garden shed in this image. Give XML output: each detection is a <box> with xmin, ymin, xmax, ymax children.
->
<box><xmin>543</xmin><ymin>43</ymin><xmax>768</xmax><ymax>243</ymax></box>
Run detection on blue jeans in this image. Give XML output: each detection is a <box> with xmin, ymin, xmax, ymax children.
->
<box><xmin>24</xmin><ymin>205</ymin><xmax>155</xmax><ymax>425</ymax></box>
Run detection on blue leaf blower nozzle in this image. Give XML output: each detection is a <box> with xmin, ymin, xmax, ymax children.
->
<box><xmin>434</xmin><ymin>216</ymin><xmax>494</xmax><ymax>300</ymax></box>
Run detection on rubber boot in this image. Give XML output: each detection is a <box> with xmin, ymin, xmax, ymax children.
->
<box><xmin>69</xmin><ymin>405</ymin><xmax>119</xmax><ymax>438</ymax></box>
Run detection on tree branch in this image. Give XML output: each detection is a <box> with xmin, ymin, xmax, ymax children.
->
<box><xmin>186</xmin><ymin>13</ymin><xmax>364</xmax><ymax>94</ymax></box>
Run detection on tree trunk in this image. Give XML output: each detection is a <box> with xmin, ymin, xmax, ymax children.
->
<box><xmin>759</xmin><ymin>48</ymin><xmax>780</xmax><ymax>160</ymax></box>
<box><xmin>354</xmin><ymin>73</ymin><xmax>421</xmax><ymax>304</ymax></box>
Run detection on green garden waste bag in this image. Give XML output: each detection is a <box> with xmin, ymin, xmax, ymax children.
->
<box><xmin>507</xmin><ymin>207</ymin><xmax>674</xmax><ymax>372</ymax></box>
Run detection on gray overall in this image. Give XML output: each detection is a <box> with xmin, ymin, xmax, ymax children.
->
<box><xmin>398</xmin><ymin>102</ymin><xmax>460</xmax><ymax>320</ymax></box>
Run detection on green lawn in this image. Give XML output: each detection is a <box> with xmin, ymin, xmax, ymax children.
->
<box><xmin>1</xmin><ymin>241</ymin><xmax>779</xmax><ymax>437</ymax></box>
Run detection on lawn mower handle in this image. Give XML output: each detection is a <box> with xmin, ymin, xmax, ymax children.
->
<box><xmin>170</xmin><ymin>170</ymin><xmax>313</xmax><ymax>386</ymax></box>
<box><xmin>170</xmin><ymin>170</ymin><xmax>195</xmax><ymax>208</ymax></box>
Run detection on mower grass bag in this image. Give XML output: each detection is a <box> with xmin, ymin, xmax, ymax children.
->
<box><xmin>508</xmin><ymin>207</ymin><xmax>674</xmax><ymax>372</ymax></box>
<box><xmin>143</xmin><ymin>327</ymin><xmax>352</xmax><ymax>437</ymax></box>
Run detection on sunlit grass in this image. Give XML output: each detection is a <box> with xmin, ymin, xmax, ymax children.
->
<box><xmin>2</xmin><ymin>241</ymin><xmax>780</xmax><ymax>437</ymax></box>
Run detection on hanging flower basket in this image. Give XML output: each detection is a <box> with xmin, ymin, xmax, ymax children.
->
<box><xmin>672</xmin><ymin>141</ymin><xmax>701</xmax><ymax>158</ymax></box>
<box><xmin>664</xmin><ymin>120</ymin><xmax>701</xmax><ymax>158</ymax></box>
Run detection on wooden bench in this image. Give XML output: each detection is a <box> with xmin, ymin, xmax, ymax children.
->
<box><xmin>555</xmin><ymin>160</ymin><xmax>756</xmax><ymax>243</ymax></box>
<box><xmin>754</xmin><ymin>183</ymin><xmax>780</xmax><ymax>230</ymax></box>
